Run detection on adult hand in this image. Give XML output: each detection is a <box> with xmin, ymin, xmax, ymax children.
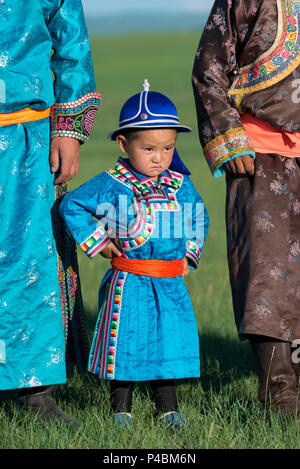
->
<box><xmin>100</xmin><ymin>242</ymin><xmax>122</xmax><ymax>259</ymax></box>
<box><xmin>183</xmin><ymin>257</ymin><xmax>191</xmax><ymax>278</ymax></box>
<box><xmin>224</xmin><ymin>154</ymin><xmax>255</xmax><ymax>176</ymax></box>
<box><xmin>50</xmin><ymin>137</ymin><xmax>80</xmax><ymax>185</ymax></box>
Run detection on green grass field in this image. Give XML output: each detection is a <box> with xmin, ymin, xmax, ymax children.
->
<box><xmin>1</xmin><ymin>33</ymin><xmax>300</xmax><ymax>450</ymax></box>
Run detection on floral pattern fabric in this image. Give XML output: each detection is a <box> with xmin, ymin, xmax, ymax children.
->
<box><xmin>192</xmin><ymin>0</ymin><xmax>300</xmax><ymax>176</ymax></box>
<box><xmin>0</xmin><ymin>119</ymin><xmax>67</xmax><ymax>390</ymax></box>
<box><xmin>226</xmin><ymin>154</ymin><xmax>300</xmax><ymax>342</ymax></box>
<box><xmin>0</xmin><ymin>0</ymin><xmax>98</xmax><ymax>390</ymax></box>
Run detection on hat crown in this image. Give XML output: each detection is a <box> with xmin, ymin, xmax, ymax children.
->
<box><xmin>109</xmin><ymin>79</ymin><xmax>191</xmax><ymax>141</ymax></box>
<box><xmin>119</xmin><ymin>90</ymin><xmax>179</xmax><ymax>125</ymax></box>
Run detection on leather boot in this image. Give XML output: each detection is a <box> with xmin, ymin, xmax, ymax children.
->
<box><xmin>250</xmin><ymin>337</ymin><xmax>300</xmax><ymax>417</ymax></box>
<box><xmin>291</xmin><ymin>345</ymin><xmax>300</xmax><ymax>390</ymax></box>
<box><xmin>17</xmin><ymin>385</ymin><xmax>80</xmax><ymax>427</ymax></box>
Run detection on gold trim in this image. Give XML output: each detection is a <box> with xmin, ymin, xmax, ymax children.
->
<box><xmin>229</xmin><ymin>54</ymin><xmax>300</xmax><ymax>96</ymax></box>
<box><xmin>210</xmin><ymin>147</ymin><xmax>254</xmax><ymax>173</ymax></box>
<box><xmin>234</xmin><ymin>95</ymin><xmax>243</xmax><ymax>114</ymax></box>
<box><xmin>204</xmin><ymin>126</ymin><xmax>246</xmax><ymax>152</ymax></box>
<box><xmin>228</xmin><ymin>0</ymin><xmax>300</xmax><ymax>97</ymax></box>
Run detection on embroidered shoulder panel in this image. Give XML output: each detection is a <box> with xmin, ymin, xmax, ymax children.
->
<box><xmin>114</xmin><ymin>198</ymin><xmax>156</xmax><ymax>251</ymax></box>
<box><xmin>106</xmin><ymin>159</ymin><xmax>184</xmax><ymax>251</ymax></box>
<box><xmin>229</xmin><ymin>0</ymin><xmax>300</xmax><ymax>96</ymax></box>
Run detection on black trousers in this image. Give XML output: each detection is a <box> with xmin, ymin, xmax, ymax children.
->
<box><xmin>110</xmin><ymin>379</ymin><xmax>178</xmax><ymax>414</ymax></box>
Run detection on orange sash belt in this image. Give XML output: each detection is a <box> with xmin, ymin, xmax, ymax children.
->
<box><xmin>111</xmin><ymin>257</ymin><xmax>185</xmax><ymax>278</ymax></box>
<box><xmin>241</xmin><ymin>112</ymin><xmax>300</xmax><ymax>158</ymax></box>
<box><xmin>0</xmin><ymin>107</ymin><xmax>51</xmax><ymax>127</ymax></box>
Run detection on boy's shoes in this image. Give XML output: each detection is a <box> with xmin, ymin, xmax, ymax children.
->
<box><xmin>112</xmin><ymin>412</ymin><xmax>132</xmax><ymax>428</ymax></box>
<box><xmin>159</xmin><ymin>411</ymin><xmax>186</xmax><ymax>429</ymax></box>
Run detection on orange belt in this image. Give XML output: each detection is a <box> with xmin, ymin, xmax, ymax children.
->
<box><xmin>111</xmin><ymin>257</ymin><xmax>185</xmax><ymax>278</ymax></box>
<box><xmin>0</xmin><ymin>107</ymin><xmax>51</xmax><ymax>127</ymax></box>
<box><xmin>241</xmin><ymin>112</ymin><xmax>300</xmax><ymax>158</ymax></box>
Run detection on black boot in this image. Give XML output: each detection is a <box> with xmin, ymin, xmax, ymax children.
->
<box><xmin>291</xmin><ymin>344</ymin><xmax>300</xmax><ymax>390</ymax></box>
<box><xmin>250</xmin><ymin>336</ymin><xmax>300</xmax><ymax>417</ymax></box>
<box><xmin>17</xmin><ymin>385</ymin><xmax>80</xmax><ymax>427</ymax></box>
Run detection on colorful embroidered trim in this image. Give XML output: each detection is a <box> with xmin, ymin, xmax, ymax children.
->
<box><xmin>54</xmin><ymin>183</ymin><xmax>89</xmax><ymax>373</ymax></box>
<box><xmin>228</xmin><ymin>0</ymin><xmax>300</xmax><ymax>96</ymax></box>
<box><xmin>105</xmin><ymin>158</ymin><xmax>183</xmax><ymax>250</ymax></box>
<box><xmin>114</xmin><ymin>197</ymin><xmax>155</xmax><ymax>251</ymax></box>
<box><xmin>204</xmin><ymin>127</ymin><xmax>254</xmax><ymax>174</ymax></box>
<box><xmin>186</xmin><ymin>240</ymin><xmax>201</xmax><ymax>268</ymax></box>
<box><xmin>106</xmin><ymin>158</ymin><xmax>183</xmax><ymax>210</ymax></box>
<box><xmin>89</xmin><ymin>270</ymin><xmax>127</xmax><ymax>379</ymax></box>
<box><xmin>80</xmin><ymin>226</ymin><xmax>111</xmax><ymax>258</ymax></box>
<box><xmin>51</xmin><ymin>92</ymin><xmax>101</xmax><ymax>143</ymax></box>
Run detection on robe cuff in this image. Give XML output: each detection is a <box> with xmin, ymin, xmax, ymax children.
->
<box><xmin>80</xmin><ymin>227</ymin><xmax>111</xmax><ymax>258</ymax></box>
<box><xmin>204</xmin><ymin>127</ymin><xmax>255</xmax><ymax>178</ymax></box>
<box><xmin>51</xmin><ymin>92</ymin><xmax>101</xmax><ymax>143</ymax></box>
<box><xmin>186</xmin><ymin>240</ymin><xmax>201</xmax><ymax>269</ymax></box>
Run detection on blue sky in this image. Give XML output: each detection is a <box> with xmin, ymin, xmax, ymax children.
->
<box><xmin>81</xmin><ymin>0</ymin><xmax>214</xmax><ymax>15</ymax></box>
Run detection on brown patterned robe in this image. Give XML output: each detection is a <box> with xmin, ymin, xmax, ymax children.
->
<box><xmin>193</xmin><ymin>0</ymin><xmax>300</xmax><ymax>341</ymax></box>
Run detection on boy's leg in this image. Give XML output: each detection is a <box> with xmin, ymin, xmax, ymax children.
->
<box><xmin>110</xmin><ymin>380</ymin><xmax>133</xmax><ymax>413</ymax></box>
<box><xmin>110</xmin><ymin>381</ymin><xmax>133</xmax><ymax>427</ymax></box>
<box><xmin>150</xmin><ymin>380</ymin><xmax>186</xmax><ymax>428</ymax></box>
<box><xmin>150</xmin><ymin>379</ymin><xmax>178</xmax><ymax>413</ymax></box>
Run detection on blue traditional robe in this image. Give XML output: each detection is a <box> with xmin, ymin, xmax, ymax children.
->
<box><xmin>60</xmin><ymin>158</ymin><xmax>209</xmax><ymax>381</ymax></box>
<box><xmin>0</xmin><ymin>0</ymin><xmax>101</xmax><ymax>390</ymax></box>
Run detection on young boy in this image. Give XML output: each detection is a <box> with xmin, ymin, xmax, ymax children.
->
<box><xmin>59</xmin><ymin>81</ymin><xmax>209</xmax><ymax>428</ymax></box>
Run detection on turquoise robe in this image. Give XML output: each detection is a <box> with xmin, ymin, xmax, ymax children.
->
<box><xmin>60</xmin><ymin>158</ymin><xmax>209</xmax><ymax>381</ymax></box>
<box><xmin>0</xmin><ymin>0</ymin><xmax>100</xmax><ymax>390</ymax></box>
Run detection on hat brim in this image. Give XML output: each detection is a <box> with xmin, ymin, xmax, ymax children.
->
<box><xmin>108</xmin><ymin>123</ymin><xmax>192</xmax><ymax>141</ymax></box>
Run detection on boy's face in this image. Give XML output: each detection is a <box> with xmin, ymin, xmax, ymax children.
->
<box><xmin>116</xmin><ymin>128</ymin><xmax>177</xmax><ymax>181</ymax></box>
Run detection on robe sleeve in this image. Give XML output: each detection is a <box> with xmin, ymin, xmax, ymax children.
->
<box><xmin>47</xmin><ymin>0</ymin><xmax>101</xmax><ymax>143</ymax></box>
<box><xmin>184</xmin><ymin>177</ymin><xmax>209</xmax><ymax>269</ymax></box>
<box><xmin>59</xmin><ymin>173</ymin><xmax>115</xmax><ymax>259</ymax></box>
<box><xmin>192</xmin><ymin>0</ymin><xmax>257</xmax><ymax>177</ymax></box>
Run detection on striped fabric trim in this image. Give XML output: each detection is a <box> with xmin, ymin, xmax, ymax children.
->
<box><xmin>88</xmin><ymin>270</ymin><xmax>127</xmax><ymax>379</ymax></box>
<box><xmin>115</xmin><ymin>197</ymin><xmax>155</xmax><ymax>251</ymax></box>
<box><xmin>80</xmin><ymin>227</ymin><xmax>111</xmax><ymax>258</ymax></box>
<box><xmin>106</xmin><ymin>159</ymin><xmax>183</xmax><ymax>201</ymax></box>
<box><xmin>186</xmin><ymin>240</ymin><xmax>201</xmax><ymax>268</ymax></box>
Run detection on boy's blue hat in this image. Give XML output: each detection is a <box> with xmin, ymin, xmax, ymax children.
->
<box><xmin>109</xmin><ymin>80</ymin><xmax>191</xmax><ymax>175</ymax></box>
<box><xmin>108</xmin><ymin>80</ymin><xmax>192</xmax><ymax>140</ymax></box>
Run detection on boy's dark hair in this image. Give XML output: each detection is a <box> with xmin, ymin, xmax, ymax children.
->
<box><xmin>119</xmin><ymin>128</ymin><xmax>141</xmax><ymax>141</ymax></box>
<box><xmin>119</xmin><ymin>127</ymin><xmax>178</xmax><ymax>141</ymax></box>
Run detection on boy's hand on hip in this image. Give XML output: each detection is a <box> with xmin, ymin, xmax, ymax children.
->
<box><xmin>50</xmin><ymin>137</ymin><xmax>80</xmax><ymax>185</ymax></box>
<box><xmin>183</xmin><ymin>257</ymin><xmax>190</xmax><ymax>278</ymax></box>
<box><xmin>100</xmin><ymin>242</ymin><xmax>122</xmax><ymax>259</ymax></box>
<box><xmin>225</xmin><ymin>154</ymin><xmax>255</xmax><ymax>176</ymax></box>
